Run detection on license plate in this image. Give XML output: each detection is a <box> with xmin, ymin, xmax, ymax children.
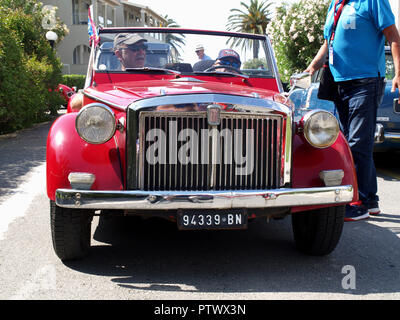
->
<box><xmin>177</xmin><ymin>209</ymin><xmax>247</xmax><ymax>230</ymax></box>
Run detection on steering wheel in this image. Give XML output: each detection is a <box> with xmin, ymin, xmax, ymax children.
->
<box><xmin>204</xmin><ymin>64</ymin><xmax>242</xmax><ymax>74</ymax></box>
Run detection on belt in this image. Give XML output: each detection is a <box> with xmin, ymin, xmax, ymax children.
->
<box><xmin>337</xmin><ymin>77</ymin><xmax>384</xmax><ymax>86</ymax></box>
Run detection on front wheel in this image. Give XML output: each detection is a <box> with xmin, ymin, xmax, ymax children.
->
<box><xmin>50</xmin><ymin>201</ymin><xmax>94</xmax><ymax>261</ymax></box>
<box><xmin>292</xmin><ymin>206</ymin><xmax>345</xmax><ymax>256</ymax></box>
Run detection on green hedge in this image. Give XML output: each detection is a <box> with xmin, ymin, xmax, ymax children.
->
<box><xmin>62</xmin><ymin>74</ymin><xmax>86</xmax><ymax>90</ymax></box>
<box><xmin>0</xmin><ymin>1</ymin><xmax>66</xmax><ymax>135</ymax></box>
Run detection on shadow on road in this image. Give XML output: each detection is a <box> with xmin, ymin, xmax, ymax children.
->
<box><xmin>375</xmin><ymin>151</ymin><xmax>400</xmax><ymax>181</ymax></box>
<box><xmin>63</xmin><ymin>211</ymin><xmax>400</xmax><ymax>296</ymax></box>
<box><xmin>0</xmin><ymin>121</ymin><xmax>55</xmax><ymax>199</ymax></box>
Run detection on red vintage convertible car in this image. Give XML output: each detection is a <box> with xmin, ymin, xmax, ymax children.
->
<box><xmin>47</xmin><ymin>28</ymin><xmax>357</xmax><ymax>261</ymax></box>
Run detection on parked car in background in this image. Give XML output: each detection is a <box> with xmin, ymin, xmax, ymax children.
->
<box><xmin>289</xmin><ymin>47</ymin><xmax>400</xmax><ymax>152</ymax></box>
<box><xmin>47</xmin><ymin>27</ymin><xmax>358</xmax><ymax>261</ymax></box>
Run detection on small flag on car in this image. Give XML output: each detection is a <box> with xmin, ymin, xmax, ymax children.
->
<box><xmin>88</xmin><ymin>5</ymin><xmax>99</xmax><ymax>46</ymax></box>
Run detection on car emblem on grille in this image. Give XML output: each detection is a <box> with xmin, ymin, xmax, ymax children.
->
<box><xmin>207</xmin><ymin>104</ymin><xmax>221</xmax><ymax>126</ymax></box>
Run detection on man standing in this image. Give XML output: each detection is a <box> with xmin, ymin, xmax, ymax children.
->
<box><xmin>195</xmin><ymin>44</ymin><xmax>212</xmax><ymax>61</ymax></box>
<box><xmin>306</xmin><ymin>0</ymin><xmax>400</xmax><ymax>221</ymax></box>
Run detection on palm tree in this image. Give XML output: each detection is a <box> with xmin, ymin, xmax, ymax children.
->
<box><xmin>161</xmin><ymin>15</ymin><xmax>186</xmax><ymax>61</ymax></box>
<box><xmin>226</xmin><ymin>0</ymin><xmax>274</xmax><ymax>59</ymax></box>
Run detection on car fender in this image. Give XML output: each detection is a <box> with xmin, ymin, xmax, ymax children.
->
<box><xmin>46</xmin><ymin>113</ymin><xmax>124</xmax><ymax>200</ymax></box>
<box><xmin>290</xmin><ymin>131</ymin><xmax>358</xmax><ymax>212</ymax></box>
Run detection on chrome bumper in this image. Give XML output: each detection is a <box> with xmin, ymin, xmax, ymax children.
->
<box><xmin>55</xmin><ymin>185</ymin><xmax>354</xmax><ymax>210</ymax></box>
<box><xmin>384</xmin><ymin>132</ymin><xmax>400</xmax><ymax>142</ymax></box>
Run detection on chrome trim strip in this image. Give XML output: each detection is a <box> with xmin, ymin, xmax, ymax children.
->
<box><xmin>283</xmin><ymin>113</ymin><xmax>292</xmax><ymax>186</ymax></box>
<box><xmin>55</xmin><ymin>185</ymin><xmax>354</xmax><ymax>210</ymax></box>
<box><xmin>129</xmin><ymin>93</ymin><xmax>292</xmax><ymax>115</ymax></box>
<box><xmin>384</xmin><ymin>132</ymin><xmax>400</xmax><ymax>141</ymax></box>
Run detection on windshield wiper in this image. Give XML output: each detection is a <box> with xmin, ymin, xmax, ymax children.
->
<box><xmin>193</xmin><ymin>71</ymin><xmax>249</xmax><ymax>79</ymax></box>
<box><xmin>125</xmin><ymin>67</ymin><xmax>181</xmax><ymax>76</ymax></box>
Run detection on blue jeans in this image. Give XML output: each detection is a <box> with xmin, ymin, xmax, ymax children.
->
<box><xmin>335</xmin><ymin>77</ymin><xmax>385</xmax><ymax>205</ymax></box>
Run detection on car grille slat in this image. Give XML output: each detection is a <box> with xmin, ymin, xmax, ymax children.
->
<box><xmin>139</xmin><ymin>111</ymin><xmax>283</xmax><ymax>191</ymax></box>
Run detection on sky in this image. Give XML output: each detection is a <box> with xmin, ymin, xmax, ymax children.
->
<box><xmin>137</xmin><ymin>0</ymin><xmax>299</xmax><ymax>31</ymax></box>
<box><xmin>134</xmin><ymin>0</ymin><xmax>299</xmax><ymax>63</ymax></box>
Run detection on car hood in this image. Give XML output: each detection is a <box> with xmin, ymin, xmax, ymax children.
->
<box><xmin>84</xmin><ymin>78</ymin><xmax>278</xmax><ymax>109</ymax></box>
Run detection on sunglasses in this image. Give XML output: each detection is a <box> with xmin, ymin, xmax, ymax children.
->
<box><xmin>126</xmin><ymin>43</ymin><xmax>148</xmax><ymax>52</ymax></box>
<box><xmin>220</xmin><ymin>59</ymin><xmax>240</xmax><ymax>69</ymax></box>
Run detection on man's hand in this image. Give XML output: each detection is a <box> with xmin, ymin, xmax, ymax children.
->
<box><xmin>391</xmin><ymin>75</ymin><xmax>400</xmax><ymax>93</ymax></box>
<box><xmin>305</xmin><ymin>64</ymin><xmax>318</xmax><ymax>75</ymax></box>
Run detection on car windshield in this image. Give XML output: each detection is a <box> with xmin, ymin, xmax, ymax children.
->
<box><xmin>94</xmin><ymin>29</ymin><xmax>274</xmax><ymax>78</ymax></box>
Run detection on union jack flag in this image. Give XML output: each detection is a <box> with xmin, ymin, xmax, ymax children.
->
<box><xmin>88</xmin><ymin>5</ymin><xmax>99</xmax><ymax>46</ymax></box>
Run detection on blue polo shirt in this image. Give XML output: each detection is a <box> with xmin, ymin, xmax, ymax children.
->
<box><xmin>323</xmin><ymin>0</ymin><xmax>395</xmax><ymax>81</ymax></box>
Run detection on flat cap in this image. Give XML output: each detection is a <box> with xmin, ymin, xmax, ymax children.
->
<box><xmin>114</xmin><ymin>33</ymin><xmax>147</xmax><ymax>48</ymax></box>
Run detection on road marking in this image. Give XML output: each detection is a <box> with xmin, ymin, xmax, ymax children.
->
<box><xmin>0</xmin><ymin>163</ymin><xmax>46</xmax><ymax>240</ymax></box>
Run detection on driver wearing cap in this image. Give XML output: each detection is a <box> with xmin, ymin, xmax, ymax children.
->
<box><xmin>114</xmin><ymin>33</ymin><xmax>148</xmax><ymax>70</ymax></box>
<box><xmin>213</xmin><ymin>49</ymin><xmax>241</xmax><ymax>73</ymax></box>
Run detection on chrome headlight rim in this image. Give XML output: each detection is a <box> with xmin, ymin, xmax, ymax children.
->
<box><xmin>302</xmin><ymin>109</ymin><xmax>339</xmax><ymax>149</ymax></box>
<box><xmin>75</xmin><ymin>103</ymin><xmax>116</xmax><ymax>145</ymax></box>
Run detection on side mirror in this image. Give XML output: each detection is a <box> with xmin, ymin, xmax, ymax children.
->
<box><xmin>394</xmin><ymin>98</ymin><xmax>400</xmax><ymax>113</ymax></box>
<box><xmin>290</xmin><ymin>72</ymin><xmax>311</xmax><ymax>90</ymax></box>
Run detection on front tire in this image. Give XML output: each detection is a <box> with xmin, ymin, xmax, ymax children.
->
<box><xmin>50</xmin><ymin>200</ymin><xmax>94</xmax><ymax>261</ymax></box>
<box><xmin>292</xmin><ymin>205</ymin><xmax>345</xmax><ymax>256</ymax></box>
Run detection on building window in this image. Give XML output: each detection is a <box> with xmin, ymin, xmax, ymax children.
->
<box><xmin>73</xmin><ymin>45</ymin><xmax>91</xmax><ymax>65</ymax></box>
<box><xmin>106</xmin><ymin>5</ymin><xmax>115</xmax><ymax>27</ymax></box>
<box><xmin>72</xmin><ymin>0</ymin><xmax>90</xmax><ymax>25</ymax></box>
<box><xmin>98</xmin><ymin>3</ymin><xmax>106</xmax><ymax>27</ymax></box>
<box><xmin>124</xmin><ymin>9</ymin><xmax>138</xmax><ymax>27</ymax></box>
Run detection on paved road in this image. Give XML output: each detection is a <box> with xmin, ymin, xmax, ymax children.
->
<box><xmin>0</xmin><ymin>119</ymin><xmax>399</xmax><ymax>302</ymax></box>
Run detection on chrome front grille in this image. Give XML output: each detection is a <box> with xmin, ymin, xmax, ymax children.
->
<box><xmin>138</xmin><ymin>111</ymin><xmax>284</xmax><ymax>191</ymax></box>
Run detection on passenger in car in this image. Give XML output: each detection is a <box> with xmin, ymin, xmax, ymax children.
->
<box><xmin>113</xmin><ymin>33</ymin><xmax>148</xmax><ymax>70</ymax></box>
<box><xmin>212</xmin><ymin>49</ymin><xmax>241</xmax><ymax>73</ymax></box>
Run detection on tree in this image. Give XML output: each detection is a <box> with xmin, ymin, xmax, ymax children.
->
<box><xmin>0</xmin><ymin>0</ymin><xmax>68</xmax><ymax>134</ymax></box>
<box><xmin>226</xmin><ymin>0</ymin><xmax>274</xmax><ymax>58</ymax></box>
<box><xmin>161</xmin><ymin>15</ymin><xmax>186</xmax><ymax>61</ymax></box>
<box><xmin>266</xmin><ymin>0</ymin><xmax>330</xmax><ymax>82</ymax></box>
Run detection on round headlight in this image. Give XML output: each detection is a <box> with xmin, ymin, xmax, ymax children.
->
<box><xmin>303</xmin><ymin>110</ymin><xmax>339</xmax><ymax>148</ymax></box>
<box><xmin>76</xmin><ymin>104</ymin><xmax>116</xmax><ymax>144</ymax></box>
